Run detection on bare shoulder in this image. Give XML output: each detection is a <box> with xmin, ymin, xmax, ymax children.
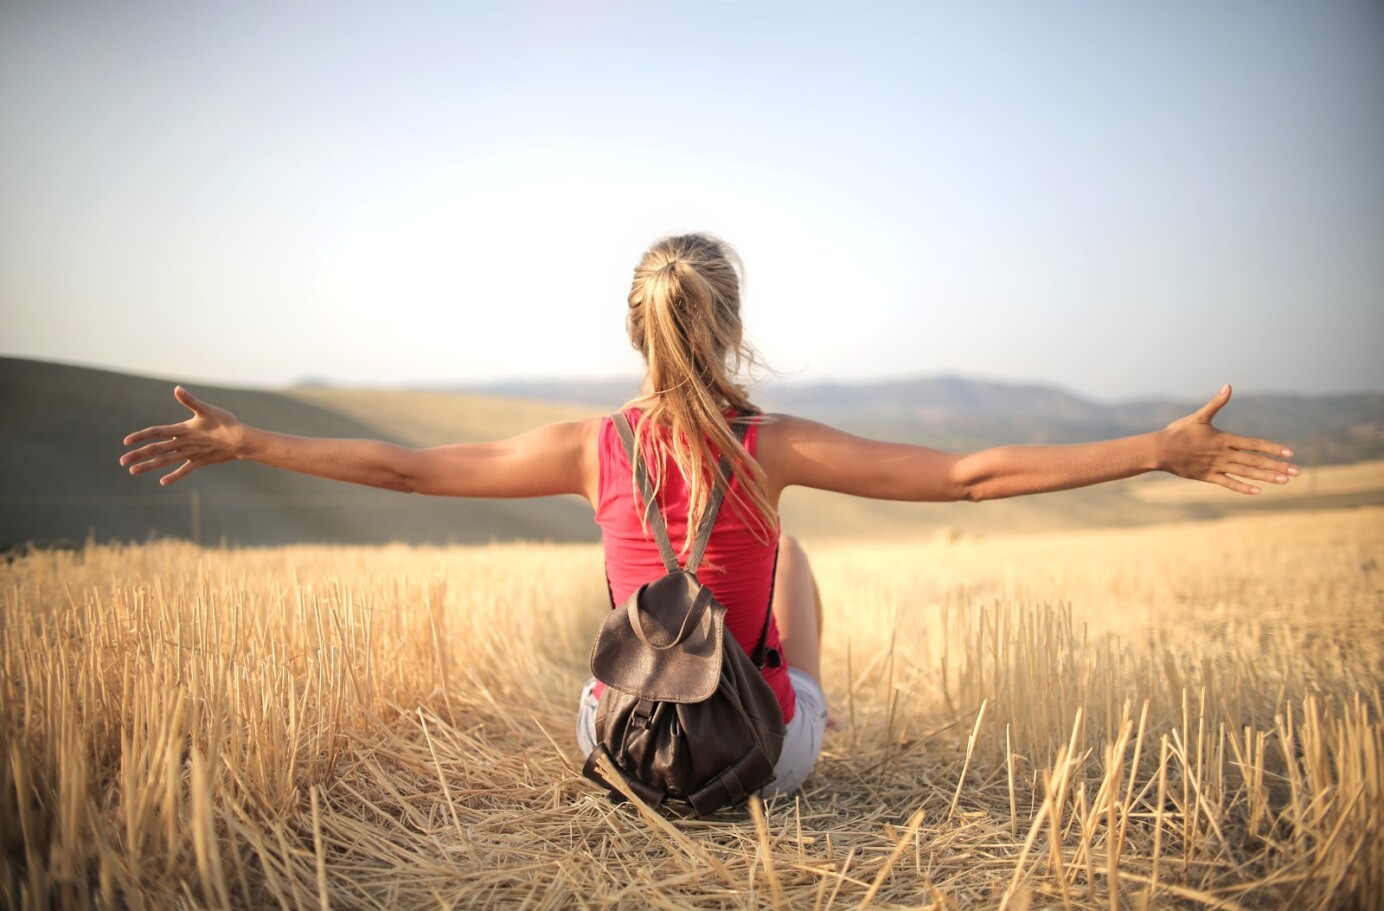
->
<box><xmin>572</xmin><ymin>415</ymin><xmax>606</xmax><ymax>505</ymax></box>
<box><xmin>400</xmin><ymin>414</ymin><xmax>608</xmax><ymax>501</ymax></box>
<box><xmin>575</xmin><ymin>414</ymin><xmax>607</xmax><ymax>440</ymax></box>
<box><xmin>512</xmin><ymin>414</ymin><xmax>604</xmax><ymax>448</ymax></box>
<box><xmin>752</xmin><ymin>412</ymin><xmax>962</xmax><ymax>501</ymax></box>
<box><xmin>751</xmin><ymin>413</ymin><xmax>855</xmax><ymax>494</ymax></box>
<box><xmin>753</xmin><ymin>412</ymin><xmax>865</xmax><ymax>453</ymax></box>
<box><xmin>751</xmin><ymin>412</ymin><xmax>828</xmax><ymax>454</ymax></box>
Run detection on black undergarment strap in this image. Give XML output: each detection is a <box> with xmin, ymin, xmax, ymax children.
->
<box><xmin>750</xmin><ymin>543</ymin><xmax>780</xmax><ymax>668</ymax></box>
<box><xmin>611</xmin><ymin>412</ymin><xmax>748</xmax><ymax>575</ymax></box>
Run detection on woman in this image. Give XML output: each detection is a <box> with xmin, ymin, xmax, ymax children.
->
<box><xmin>119</xmin><ymin>233</ymin><xmax>1298</xmax><ymax>797</ymax></box>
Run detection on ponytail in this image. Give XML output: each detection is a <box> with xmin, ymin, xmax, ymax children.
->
<box><xmin>625</xmin><ymin>234</ymin><xmax>778</xmax><ymax>553</ymax></box>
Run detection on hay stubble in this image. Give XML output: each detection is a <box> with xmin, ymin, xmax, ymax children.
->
<box><xmin>2</xmin><ymin>509</ymin><xmax>1381</xmax><ymax>909</ymax></box>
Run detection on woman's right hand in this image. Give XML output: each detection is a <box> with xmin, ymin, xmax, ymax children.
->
<box><xmin>120</xmin><ymin>386</ymin><xmax>244</xmax><ymax>486</ymax></box>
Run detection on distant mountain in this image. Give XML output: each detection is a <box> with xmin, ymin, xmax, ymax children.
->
<box><xmin>765</xmin><ymin>378</ymin><xmax>1384</xmax><ymax>465</ymax></box>
<box><xmin>439</xmin><ymin>378</ymin><xmax>641</xmax><ymax>409</ymax></box>
<box><xmin>758</xmin><ymin>374</ymin><xmax>1097</xmax><ymax>418</ymax></box>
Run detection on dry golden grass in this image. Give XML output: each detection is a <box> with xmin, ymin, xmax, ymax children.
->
<box><xmin>2</xmin><ymin>507</ymin><xmax>1381</xmax><ymax>909</ymax></box>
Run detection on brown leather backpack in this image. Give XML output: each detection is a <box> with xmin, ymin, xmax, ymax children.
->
<box><xmin>581</xmin><ymin>412</ymin><xmax>786</xmax><ymax>815</ymax></box>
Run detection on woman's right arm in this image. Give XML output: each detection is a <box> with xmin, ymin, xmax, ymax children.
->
<box><xmin>756</xmin><ymin>386</ymin><xmax>1297</xmax><ymax>502</ymax></box>
<box><xmin>121</xmin><ymin>386</ymin><xmax>601</xmax><ymax>501</ymax></box>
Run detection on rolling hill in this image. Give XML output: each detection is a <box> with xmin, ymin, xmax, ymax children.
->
<box><xmin>0</xmin><ymin>358</ymin><xmax>599</xmax><ymax>549</ymax></box>
<box><xmin>3</xmin><ymin>356</ymin><xmax>1380</xmax><ymax>548</ymax></box>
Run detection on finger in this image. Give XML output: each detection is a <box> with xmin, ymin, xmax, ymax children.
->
<box><xmin>123</xmin><ymin>424</ymin><xmax>184</xmax><ymax>446</ymax></box>
<box><xmin>173</xmin><ymin>385</ymin><xmax>206</xmax><ymax>416</ymax></box>
<box><xmin>1230</xmin><ymin>435</ymin><xmax>1294</xmax><ymax>458</ymax></box>
<box><xmin>120</xmin><ymin>440</ymin><xmax>180</xmax><ymax>466</ymax></box>
<box><xmin>1223</xmin><ymin>463</ymin><xmax>1292</xmax><ymax>484</ymax></box>
<box><xmin>128</xmin><ymin>450</ymin><xmax>185</xmax><ymax>476</ymax></box>
<box><xmin>1194</xmin><ymin>384</ymin><xmax>1232</xmax><ymax>422</ymax></box>
<box><xmin>160</xmin><ymin>461</ymin><xmax>198</xmax><ymax>486</ymax></box>
<box><xmin>1211</xmin><ymin>472</ymin><xmax>1260</xmax><ymax>495</ymax></box>
<box><xmin>1223</xmin><ymin>445</ymin><xmax>1295</xmax><ymax>467</ymax></box>
<box><xmin>1219</xmin><ymin>450</ymin><xmax>1299</xmax><ymax>475</ymax></box>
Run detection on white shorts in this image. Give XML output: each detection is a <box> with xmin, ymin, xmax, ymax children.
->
<box><xmin>575</xmin><ymin>667</ymin><xmax>829</xmax><ymax>797</ymax></box>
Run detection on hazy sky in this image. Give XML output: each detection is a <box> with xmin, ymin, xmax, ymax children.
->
<box><xmin>2</xmin><ymin>1</ymin><xmax>1381</xmax><ymax>400</ymax></box>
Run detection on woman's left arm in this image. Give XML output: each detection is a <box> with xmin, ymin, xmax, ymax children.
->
<box><xmin>761</xmin><ymin>385</ymin><xmax>1297</xmax><ymax>502</ymax></box>
<box><xmin>951</xmin><ymin>385</ymin><xmax>1297</xmax><ymax>500</ymax></box>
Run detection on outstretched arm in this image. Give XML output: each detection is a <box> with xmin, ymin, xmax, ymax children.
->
<box><xmin>121</xmin><ymin>386</ymin><xmax>600</xmax><ymax>501</ymax></box>
<box><xmin>759</xmin><ymin>385</ymin><xmax>1297</xmax><ymax>502</ymax></box>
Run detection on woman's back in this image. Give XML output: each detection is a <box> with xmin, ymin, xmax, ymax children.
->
<box><xmin>593</xmin><ymin>408</ymin><xmax>796</xmax><ymax>721</ymax></box>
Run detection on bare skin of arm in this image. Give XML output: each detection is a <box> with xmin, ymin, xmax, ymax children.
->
<box><xmin>755</xmin><ymin>385</ymin><xmax>1297</xmax><ymax>503</ymax></box>
<box><xmin>121</xmin><ymin>386</ymin><xmax>604</xmax><ymax>504</ymax></box>
<box><xmin>123</xmin><ymin>385</ymin><xmax>1295</xmax><ymax>508</ymax></box>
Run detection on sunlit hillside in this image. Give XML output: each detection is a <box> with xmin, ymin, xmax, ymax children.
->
<box><xmin>4</xmin><ymin>356</ymin><xmax>1382</xmax><ymax>550</ymax></box>
<box><xmin>3</xmin><ymin>507</ymin><xmax>1380</xmax><ymax>909</ymax></box>
<box><xmin>275</xmin><ymin>374</ymin><xmax>1384</xmax><ymax>541</ymax></box>
<box><xmin>0</xmin><ymin>358</ymin><xmax>599</xmax><ymax>548</ymax></box>
<box><xmin>282</xmin><ymin>386</ymin><xmax>604</xmax><ymax>446</ymax></box>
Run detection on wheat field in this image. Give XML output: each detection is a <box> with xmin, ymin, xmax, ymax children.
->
<box><xmin>2</xmin><ymin>506</ymin><xmax>1381</xmax><ymax>910</ymax></box>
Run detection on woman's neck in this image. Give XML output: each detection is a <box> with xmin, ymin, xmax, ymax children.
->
<box><xmin>634</xmin><ymin>375</ymin><xmax>748</xmax><ymax>416</ymax></box>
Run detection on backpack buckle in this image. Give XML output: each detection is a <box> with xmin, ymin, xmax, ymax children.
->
<box><xmin>631</xmin><ymin>698</ymin><xmax>656</xmax><ymax>730</ymax></box>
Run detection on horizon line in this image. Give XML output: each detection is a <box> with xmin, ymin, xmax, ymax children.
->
<box><xmin>5</xmin><ymin>353</ymin><xmax>1383</xmax><ymax>404</ymax></box>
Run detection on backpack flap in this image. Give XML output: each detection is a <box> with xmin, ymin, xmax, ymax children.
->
<box><xmin>590</xmin><ymin>570</ymin><xmax>725</xmax><ymax>703</ymax></box>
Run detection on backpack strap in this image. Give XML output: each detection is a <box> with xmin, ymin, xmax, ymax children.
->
<box><xmin>686</xmin><ymin>439</ymin><xmax>742</xmax><ymax>573</ymax></box>
<box><xmin>612</xmin><ymin>412</ymin><xmax>678</xmax><ymax>572</ymax></box>
<box><xmin>611</xmin><ymin>411</ymin><xmax>748</xmax><ymax>575</ymax></box>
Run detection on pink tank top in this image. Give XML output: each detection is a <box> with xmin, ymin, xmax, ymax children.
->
<box><xmin>593</xmin><ymin>409</ymin><xmax>796</xmax><ymax>723</ymax></box>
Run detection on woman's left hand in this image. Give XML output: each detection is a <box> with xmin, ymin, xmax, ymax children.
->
<box><xmin>1157</xmin><ymin>385</ymin><xmax>1298</xmax><ymax>494</ymax></box>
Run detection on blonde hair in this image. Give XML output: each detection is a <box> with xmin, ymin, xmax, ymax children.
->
<box><xmin>625</xmin><ymin>233</ymin><xmax>778</xmax><ymax>553</ymax></box>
